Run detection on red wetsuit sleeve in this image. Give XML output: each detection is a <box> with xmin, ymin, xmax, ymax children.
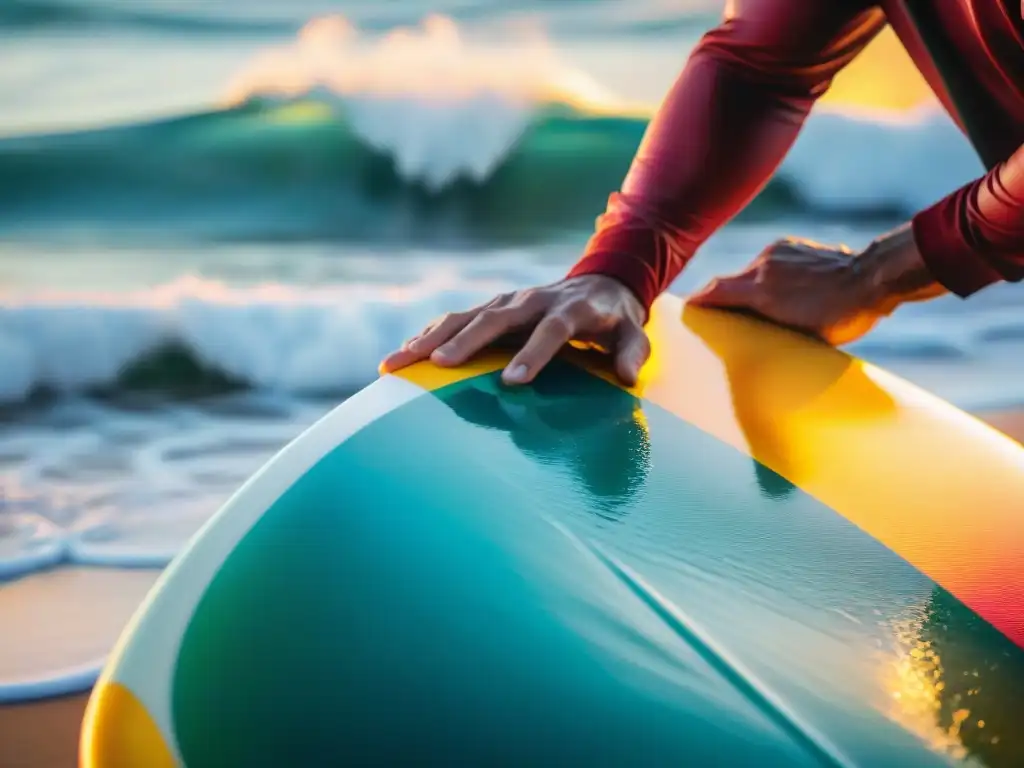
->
<box><xmin>912</xmin><ymin>143</ymin><xmax>1024</xmax><ymax>296</ymax></box>
<box><xmin>567</xmin><ymin>0</ymin><xmax>886</xmax><ymax>313</ymax></box>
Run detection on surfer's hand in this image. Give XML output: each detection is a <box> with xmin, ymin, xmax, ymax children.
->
<box><xmin>688</xmin><ymin>228</ymin><xmax>944</xmax><ymax>345</ymax></box>
<box><xmin>379</xmin><ymin>274</ymin><xmax>650</xmax><ymax>386</ymax></box>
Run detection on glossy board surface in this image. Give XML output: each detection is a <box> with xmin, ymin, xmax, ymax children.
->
<box><xmin>82</xmin><ymin>296</ymin><xmax>1024</xmax><ymax>767</ymax></box>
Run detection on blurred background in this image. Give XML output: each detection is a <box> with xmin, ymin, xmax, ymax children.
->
<box><xmin>1</xmin><ymin>0</ymin><xmax>1022</xmax><ymax>718</ymax></box>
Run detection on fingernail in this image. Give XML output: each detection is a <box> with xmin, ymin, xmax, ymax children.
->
<box><xmin>431</xmin><ymin>347</ymin><xmax>451</xmax><ymax>364</ymax></box>
<box><xmin>503</xmin><ymin>364</ymin><xmax>528</xmax><ymax>383</ymax></box>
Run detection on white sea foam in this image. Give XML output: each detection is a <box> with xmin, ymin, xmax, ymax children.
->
<box><xmin>781</xmin><ymin>104</ymin><xmax>982</xmax><ymax>215</ymax></box>
<box><xmin>0</xmin><ymin>243</ymin><xmax>1022</xmax><ymax>409</ymax></box>
<box><xmin>0</xmin><ymin>272</ymin><xmax>513</xmax><ymax>403</ymax></box>
<box><xmin>223</xmin><ymin>14</ymin><xmax>622</xmax><ymax>191</ymax></box>
<box><xmin>220</xmin><ymin>14</ymin><xmax>981</xmax><ymax>218</ymax></box>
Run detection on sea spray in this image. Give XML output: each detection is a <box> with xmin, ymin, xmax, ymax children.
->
<box><xmin>221</xmin><ymin>14</ymin><xmax>623</xmax><ymax>190</ymax></box>
<box><xmin>0</xmin><ymin>15</ymin><xmax>978</xmax><ymax>241</ymax></box>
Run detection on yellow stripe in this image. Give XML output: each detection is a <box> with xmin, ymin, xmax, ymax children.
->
<box><xmin>394</xmin><ymin>353</ymin><xmax>507</xmax><ymax>392</ymax></box>
<box><xmin>613</xmin><ymin>297</ymin><xmax>1024</xmax><ymax>645</ymax></box>
<box><xmin>80</xmin><ymin>681</ymin><xmax>176</xmax><ymax>768</ymax></box>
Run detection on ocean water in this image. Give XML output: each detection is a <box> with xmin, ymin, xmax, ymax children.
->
<box><xmin>1</xmin><ymin>0</ymin><xmax>1023</xmax><ymax>699</ymax></box>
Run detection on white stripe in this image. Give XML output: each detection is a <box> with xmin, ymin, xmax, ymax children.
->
<box><xmin>99</xmin><ymin>374</ymin><xmax>425</xmax><ymax>765</ymax></box>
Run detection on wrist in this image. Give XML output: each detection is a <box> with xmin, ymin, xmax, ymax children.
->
<box><xmin>566</xmin><ymin>249</ymin><xmax>658</xmax><ymax>319</ymax></box>
<box><xmin>564</xmin><ymin>271</ymin><xmax>649</xmax><ymax>324</ymax></box>
<box><xmin>857</xmin><ymin>223</ymin><xmax>946</xmax><ymax>312</ymax></box>
<box><xmin>567</xmin><ymin>273</ymin><xmax>647</xmax><ymax>322</ymax></box>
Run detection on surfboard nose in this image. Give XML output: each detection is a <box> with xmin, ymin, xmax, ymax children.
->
<box><xmin>80</xmin><ymin>681</ymin><xmax>176</xmax><ymax>768</ymax></box>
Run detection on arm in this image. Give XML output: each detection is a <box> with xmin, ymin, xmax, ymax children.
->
<box><xmin>911</xmin><ymin>143</ymin><xmax>1024</xmax><ymax>296</ymax></box>
<box><xmin>567</xmin><ymin>0</ymin><xmax>886</xmax><ymax>312</ymax></box>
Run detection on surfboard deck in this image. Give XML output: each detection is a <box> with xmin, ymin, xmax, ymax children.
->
<box><xmin>80</xmin><ymin>294</ymin><xmax>1024</xmax><ymax>767</ymax></box>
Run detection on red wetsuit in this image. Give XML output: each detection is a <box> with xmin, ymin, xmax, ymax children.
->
<box><xmin>568</xmin><ymin>1</ymin><xmax>1024</xmax><ymax>311</ymax></box>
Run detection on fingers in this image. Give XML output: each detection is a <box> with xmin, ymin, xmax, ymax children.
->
<box><xmin>414</xmin><ymin>311</ymin><xmax>477</xmax><ymax>359</ymax></box>
<box><xmin>431</xmin><ymin>298</ymin><xmax>544</xmax><ymax>368</ymax></box>
<box><xmin>381</xmin><ymin>278</ymin><xmax>648</xmax><ymax>385</ymax></box>
<box><xmin>378</xmin><ymin>346</ymin><xmax>423</xmax><ymax>375</ymax></box>
<box><xmin>502</xmin><ymin>312</ymin><xmax>580</xmax><ymax>384</ymax></box>
<box><xmin>504</xmin><ymin>310</ymin><xmax>649</xmax><ymax>387</ymax></box>
<box><xmin>688</xmin><ymin>274</ymin><xmax>759</xmax><ymax>309</ymax></box>
<box><xmin>378</xmin><ymin>310</ymin><xmax>475</xmax><ymax>374</ymax></box>
<box><xmin>613</xmin><ymin>322</ymin><xmax>651</xmax><ymax>386</ymax></box>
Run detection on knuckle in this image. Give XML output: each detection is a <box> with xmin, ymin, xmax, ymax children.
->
<box><xmin>564</xmin><ymin>297</ymin><xmax>601</xmax><ymax>323</ymax></box>
<box><xmin>489</xmin><ymin>291</ymin><xmax>515</xmax><ymax>308</ymax></box>
<box><xmin>516</xmin><ymin>288</ymin><xmax>545</xmax><ymax>310</ymax></box>
<box><xmin>475</xmin><ymin>307</ymin><xmax>509</xmax><ymax>327</ymax></box>
<box><xmin>541</xmin><ymin>313</ymin><xmax>575</xmax><ymax>337</ymax></box>
<box><xmin>514</xmin><ymin>287</ymin><xmax>535</xmax><ymax>302</ymax></box>
<box><xmin>475</xmin><ymin>307</ymin><xmax>499</xmax><ymax>324</ymax></box>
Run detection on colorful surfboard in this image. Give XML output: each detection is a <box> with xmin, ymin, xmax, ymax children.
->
<box><xmin>81</xmin><ymin>295</ymin><xmax>1024</xmax><ymax>767</ymax></box>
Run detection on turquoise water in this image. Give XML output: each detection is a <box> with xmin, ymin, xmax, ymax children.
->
<box><xmin>0</xmin><ymin>0</ymin><xmax>1006</xmax><ymax>403</ymax></box>
<box><xmin>0</xmin><ymin>0</ymin><xmax>1022</xmax><ymax>701</ymax></box>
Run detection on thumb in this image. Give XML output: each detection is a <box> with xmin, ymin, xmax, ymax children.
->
<box><xmin>689</xmin><ymin>275</ymin><xmax>758</xmax><ymax>309</ymax></box>
<box><xmin>614</xmin><ymin>322</ymin><xmax>651</xmax><ymax>386</ymax></box>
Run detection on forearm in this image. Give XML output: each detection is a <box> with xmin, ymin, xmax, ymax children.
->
<box><xmin>568</xmin><ymin>2</ymin><xmax>884</xmax><ymax>312</ymax></box>
<box><xmin>572</xmin><ymin>52</ymin><xmax>821</xmax><ymax>299</ymax></box>
<box><xmin>567</xmin><ymin>52</ymin><xmax>826</xmax><ymax>312</ymax></box>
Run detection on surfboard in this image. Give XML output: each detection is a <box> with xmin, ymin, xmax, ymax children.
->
<box><xmin>80</xmin><ymin>294</ymin><xmax>1024</xmax><ymax>768</ymax></box>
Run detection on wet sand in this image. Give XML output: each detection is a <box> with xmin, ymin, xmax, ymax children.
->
<box><xmin>1</xmin><ymin>409</ymin><xmax>1022</xmax><ymax>768</ymax></box>
<box><xmin>0</xmin><ymin>568</ymin><xmax>160</xmax><ymax>768</ymax></box>
<box><xmin>975</xmin><ymin>410</ymin><xmax>1024</xmax><ymax>442</ymax></box>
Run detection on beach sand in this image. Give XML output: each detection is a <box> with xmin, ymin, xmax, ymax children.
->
<box><xmin>0</xmin><ymin>568</ymin><xmax>160</xmax><ymax>768</ymax></box>
<box><xmin>1</xmin><ymin>408</ymin><xmax>1021</xmax><ymax>768</ymax></box>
